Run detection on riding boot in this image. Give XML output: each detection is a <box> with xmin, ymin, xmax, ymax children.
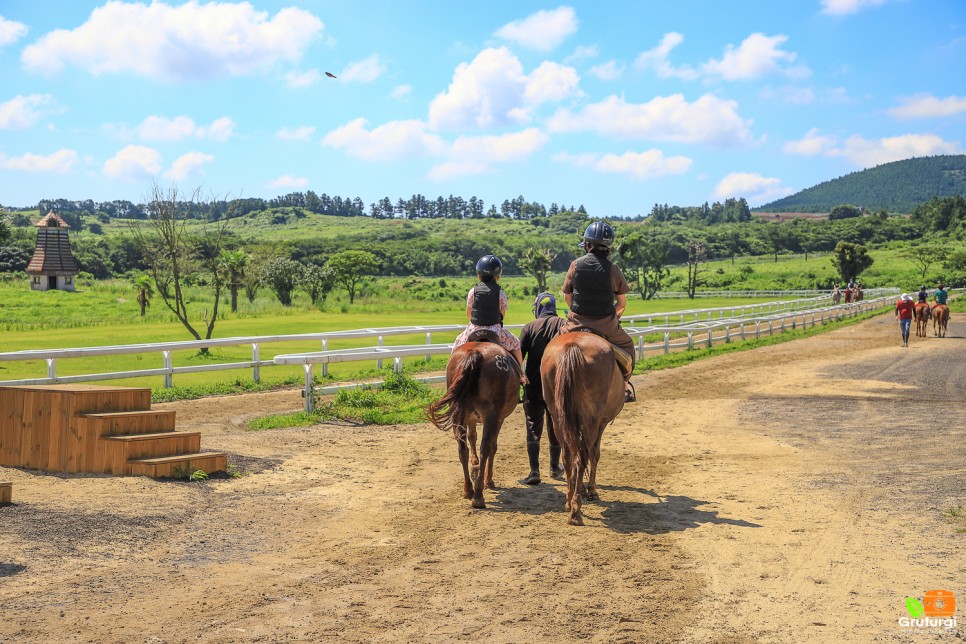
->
<box><xmin>549</xmin><ymin>444</ymin><xmax>564</xmax><ymax>479</ymax></box>
<box><xmin>523</xmin><ymin>441</ymin><xmax>541</xmax><ymax>485</ymax></box>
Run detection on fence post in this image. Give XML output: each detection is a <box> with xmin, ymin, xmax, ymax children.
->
<box><xmin>426</xmin><ymin>332</ymin><xmax>432</xmax><ymax>362</ymax></box>
<box><xmin>377</xmin><ymin>335</ymin><xmax>384</xmax><ymax>369</ymax></box>
<box><xmin>725</xmin><ymin>326</ymin><xmax>731</xmax><ymax>343</ymax></box>
<box><xmin>637</xmin><ymin>335</ymin><xmax>644</xmax><ymax>359</ymax></box>
<box><xmin>303</xmin><ymin>364</ymin><xmax>314</xmax><ymax>413</ymax></box>
<box><xmin>322</xmin><ymin>339</ymin><xmax>329</xmax><ymax>377</ymax></box>
<box><xmin>663</xmin><ymin>332</ymin><xmax>670</xmax><ymax>354</ymax></box>
<box><xmin>46</xmin><ymin>358</ymin><xmax>56</xmax><ymax>380</ymax></box>
<box><xmin>755</xmin><ymin>321</ymin><xmax>761</xmax><ymax>339</ymax></box>
<box><xmin>707</xmin><ymin>329</ymin><xmax>713</xmax><ymax>347</ymax></box>
<box><xmin>394</xmin><ymin>357</ymin><xmax>403</xmax><ymax>374</ymax></box>
<box><xmin>252</xmin><ymin>343</ymin><xmax>260</xmax><ymax>382</ymax></box>
<box><xmin>740</xmin><ymin>323</ymin><xmax>746</xmax><ymax>341</ymax></box>
<box><xmin>163</xmin><ymin>351</ymin><xmax>173</xmax><ymax>388</ymax></box>
<box><xmin>687</xmin><ymin>332</ymin><xmax>694</xmax><ymax>350</ymax></box>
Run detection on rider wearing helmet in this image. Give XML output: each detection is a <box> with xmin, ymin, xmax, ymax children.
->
<box><xmin>917</xmin><ymin>286</ymin><xmax>929</xmax><ymax>303</ymax></box>
<box><xmin>451</xmin><ymin>255</ymin><xmax>526</xmax><ymax>380</ymax></box>
<box><xmin>562</xmin><ymin>221</ymin><xmax>637</xmax><ymax>402</ymax></box>
<box><xmin>933</xmin><ymin>281</ymin><xmax>950</xmax><ymax>319</ymax></box>
<box><xmin>518</xmin><ymin>292</ymin><xmax>567</xmax><ymax>485</ymax></box>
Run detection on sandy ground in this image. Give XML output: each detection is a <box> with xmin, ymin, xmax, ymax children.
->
<box><xmin>1</xmin><ymin>313</ymin><xmax>963</xmax><ymax>643</ymax></box>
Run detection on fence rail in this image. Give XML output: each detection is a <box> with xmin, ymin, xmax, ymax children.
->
<box><xmin>0</xmin><ymin>290</ymin><xmax>908</xmax><ymax>411</ymax></box>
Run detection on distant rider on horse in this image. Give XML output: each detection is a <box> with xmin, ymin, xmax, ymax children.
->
<box><xmin>917</xmin><ymin>285</ymin><xmax>931</xmax><ymax>318</ymax></box>
<box><xmin>452</xmin><ymin>255</ymin><xmax>526</xmax><ymax>382</ymax></box>
<box><xmin>933</xmin><ymin>282</ymin><xmax>950</xmax><ymax>319</ymax></box>
<box><xmin>518</xmin><ymin>292</ymin><xmax>567</xmax><ymax>485</ymax></box>
<box><xmin>562</xmin><ymin>221</ymin><xmax>637</xmax><ymax>402</ymax></box>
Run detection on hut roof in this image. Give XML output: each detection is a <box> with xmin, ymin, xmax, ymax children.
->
<box><xmin>34</xmin><ymin>211</ymin><xmax>71</xmax><ymax>228</ymax></box>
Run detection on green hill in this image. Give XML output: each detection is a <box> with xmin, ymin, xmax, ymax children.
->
<box><xmin>757</xmin><ymin>155</ymin><xmax>966</xmax><ymax>214</ymax></box>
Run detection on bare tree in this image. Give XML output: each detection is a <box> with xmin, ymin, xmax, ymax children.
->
<box><xmin>685</xmin><ymin>240</ymin><xmax>707</xmax><ymax>299</ymax></box>
<box><xmin>129</xmin><ymin>182</ymin><xmax>232</xmax><ymax>352</ymax></box>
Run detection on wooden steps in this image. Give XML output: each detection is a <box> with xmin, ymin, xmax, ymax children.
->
<box><xmin>129</xmin><ymin>452</ymin><xmax>228</xmax><ymax>478</ymax></box>
<box><xmin>0</xmin><ymin>385</ymin><xmax>227</xmax><ymax>478</ymax></box>
<box><xmin>0</xmin><ymin>482</ymin><xmax>11</xmax><ymax>504</ymax></box>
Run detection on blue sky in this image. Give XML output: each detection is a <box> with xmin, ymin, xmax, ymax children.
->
<box><xmin>1</xmin><ymin>0</ymin><xmax>964</xmax><ymax>217</ymax></box>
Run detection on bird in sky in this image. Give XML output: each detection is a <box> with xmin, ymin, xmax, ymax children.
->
<box><xmin>325</xmin><ymin>72</ymin><xmax>337</xmax><ymax>79</ymax></box>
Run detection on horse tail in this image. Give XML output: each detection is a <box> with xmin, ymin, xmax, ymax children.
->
<box><xmin>427</xmin><ymin>349</ymin><xmax>483</xmax><ymax>442</ymax></box>
<box><xmin>554</xmin><ymin>342</ymin><xmax>592</xmax><ymax>477</ymax></box>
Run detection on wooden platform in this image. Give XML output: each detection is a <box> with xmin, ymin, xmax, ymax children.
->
<box><xmin>0</xmin><ymin>482</ymin><xmax>11</xmax><ymax>504</ymax></box>
<box><xmin>0</xmin><ymin>385</ymin><xmax>226</xmax><ymax>478</ymax></box>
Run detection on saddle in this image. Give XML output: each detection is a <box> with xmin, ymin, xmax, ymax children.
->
<box><xmin>466</xmin><ymin>329</ymin><xmax>501</xmax><ymax>344</ymax></box>
<box><xmin>571</xmin><ymin>329</ymin><xmax>634</xmax><ymax>379</ymax></box>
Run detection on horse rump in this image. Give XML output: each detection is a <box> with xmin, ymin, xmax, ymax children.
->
<box><xmin>427</xmin><ymin>349</ymin><xmax>483</xmax><ymax>441</ymax></box>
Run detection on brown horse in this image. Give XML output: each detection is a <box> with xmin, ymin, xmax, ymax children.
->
<box><xmin>541</xmin><ymin>333</ymin><xmax>625</xmax><ymax>526</ymax></box>
<box><xmin>933</xmin><ymin>304</ymin><xmax>949</xmax><ymax>338</ymax></box>
<box><xmin>844</xmin><ymin>288</ymin><xmax>853</xmax><ymax>303</ymax></box>
<box><xmin>914</xmin><ymin>303</ymin><xmax>931</xmax><ymax>337</ymax></box>
<box><xmin>428</xmin><ymin>341</ymin><xmax>521</xmax><ymax>509</ymax></box>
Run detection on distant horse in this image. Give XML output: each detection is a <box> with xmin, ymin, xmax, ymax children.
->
<box><xmin>541</xmin><ymin>333</ymin><xmax>625</xmax><ymax>526</ymax></box>
<box><xmin>855</xmin><ymin>287</ymin><xmax>864</xmax><ymax>302</ymax></box>
<box><xmin>933</xmin><ymin>304</ymin><xmax>949</xmax><ymax>338</ymax></box>
<box><xmin>914</xmin><ymin>303</ymin><xmax>931</xmax><ymax>337</ymax></box>
<box><xmin>831</xmin><ymin>288</ymin><xmax>842</xmax><ymax>305</ymax></box>
<box><xmin>844</xmin><ymin>288</ymin><xmax>854</xmax><ymax>303</ymax></box>
<box><xmin>428</xmin><ymin>339</ymin><xmax>521</xmax><ymax>509</ymax></box>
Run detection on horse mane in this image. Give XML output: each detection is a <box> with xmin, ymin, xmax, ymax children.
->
<box><xmin>554</xmin><ymin>341</ymin><xmax>592</xmax><ymax>478</ymax></box>
<box><xmin>427</xmin><ymin>348</ymin><xmax>483</xmax><ymax>441</ymax></box>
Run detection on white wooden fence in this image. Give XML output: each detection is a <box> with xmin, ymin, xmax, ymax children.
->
<box><xmin>0</xmin><ymin>290</ymin><xmax>901</xmax><ymax>414</ymax></box>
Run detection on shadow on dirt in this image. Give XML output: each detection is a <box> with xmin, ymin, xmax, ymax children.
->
<box><xmin>491</xmin><ymin>481</ymin><xmax>568</xmax><ymax>515</ymax></box>
<box><xmin>0</xmin><ymin>563</ymin><xmax>27</xmax><ymax>577</ymax></box>
<box><xmin>597</xmin><ymin>486</ymin><xmax>762</xmax><ymax>534</ymax></box>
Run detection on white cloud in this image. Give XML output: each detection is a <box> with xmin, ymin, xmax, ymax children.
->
<box><xmin>493</xmin><ymin>6</ymin><xmax>578</xmax><ymax>52</ymax></box>
<box><xmin>339</xmin><ymin>54</ymin><xmax>387</xmax><ymax>83</ymax></box>
<box><xmin>136</xmin><ymin>115</ymin><xmax>234</xmax><ymax>142</ymax></box>
<box><xmin>588</xmin><ymin>60</ymin><xmax>624</xmax><ymax>81</ymax></box>
<box><xmin>831</xmin><ymin>134</ymin><xmax>962</xmax><ymax>167</ymax></box>
<box><xmin>712</xmin><ymin>172</ymin><xmax>794</xmax><ymax>204</ymax></box>
<box><xmin>820</xmin><ymin>0</ymin><xmax>887</xmax><ymax>15</ymax></box>
<box><xmin>268</xmin><ymin>175</ymin><xmax>309</xmax><ymax>189</ymax></box>
<box><xmin>285</xmin><ymin>69</ymin><xmax>322</xmax><ymax>88</ymax></box>
<box><xmin>555</xmin><ymin>149</ymin><xmax>692</xmax><ymax>180</ymax></box>
<box><xmin>0</xmin><ymin>16</ymin><xmax>28</xmax><ymax>47</ymax></box>
<box><xmin>759</xmin><ymin>85</ymin><xmax>850</xmax><ymax>105</ymax></box>
<box><xmin>429</xmin><ymin>47</ymin><xmax>580</xmax><ymax>130</ymax></box>
<box><xmin>564</xmin><ymin>44</ymin><xmax>598</xmax><ymax>64</ymax></box>
<box><xmin>450</xmin><ymin>128</ymin><xmax>549</xmax><ymax>163</ymax></box>
<box><xmin>390</xmin><ymin>84</ymin><xmax>412</xmax><ymax>101</ymax></box>
<box><xmin>0</xmin><ymin>94</ymin><xmax>57</xmax><ymax>129</ymax></box>
<box><xmin>702</xmin><ymin>33</ymin><xmax>810</xmax><ymax>81</ymax></box>
<box><xmin>548</xmin><ymin>94</ymin><xmax>754</xmax><ymax>147</ymax></box>
<box><xmin>524</xmin><ymin>61</ymin><xmax>582</xmax><ymax>105</ymax></box>
<box><xmin>22</xmin><ymin>3</ymin><xmax>324</xmax><ymax>81</ymax></box>
<box><xmin>322</xmin><ymin>118</ymin><xmax>446</xmax><ymax>160</ymax></box>
<box><xmin>783</xmin><ymin>128</ymin><xmax>838</xmax><ymax>155</ymax></box>
<box><xmin>103</xmin><ymin>145</ymin><xmax>162</xmax><ymax>181</ymax></box>
<box><xmin>276</xmin><ymin>126</ymin><xmax>316</xmax><ymax>141</ymax></box>
<box><xmin>427</xmin><ymin>160</ymin><xmax>490</xmax><ymax>181</ymax></box>
<box><xmin>0</xmin><ymin>148</ymin><xmax>77</xmax><ymax>173</ymax></box>
<box><xmin>164</xmin><ymin>151</ymin><xmax>214</xmax><ymax>181</ymax></box>
<box><xmin>888</xmin><ymin>94</ymin><xmax>966</xmax><ymax>119</ymax></box>
<box><xmin>634</xmin><ymin>32</ymin><xmax>698</xmax><ymax>80</ymax></box>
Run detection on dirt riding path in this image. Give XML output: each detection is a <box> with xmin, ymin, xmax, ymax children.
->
<box><xmin>1</xmin><ymin>314</ymin><xmax>963</xmax><ymax>643</ymax></box>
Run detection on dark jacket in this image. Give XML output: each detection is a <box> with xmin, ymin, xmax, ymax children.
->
<box><xmin>471</xmin><ymin>281</ymin><xmax>502</xmax><ymax>326</ymax></box>
<box><xmin>570</xmin><ymin>252</ymin><xmax>616</xmax><ymax>317</ymax></box>
<box><xmin>520</xmin><ymin>314</ymin><xmax>567</xmax><ymax>398</ymax></box>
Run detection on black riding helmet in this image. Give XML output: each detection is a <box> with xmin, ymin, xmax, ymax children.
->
<box><xmin>476</xmin><ymin>254</ymin><xmax>503</xmax><ymax>277</ymax></box>
<box><xmin>582</xmin><ymin>221</ymin><xmax>615</xmax><ymax>248</ymax></box>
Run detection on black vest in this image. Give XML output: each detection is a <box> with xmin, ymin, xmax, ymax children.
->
<box><xmin>571</xmin><ymin>253</ymin><xmax>616</xmax><ymax>317</ymax></box>
<box><xmin>471</xmin><ymin>281</ymin><xmax>502</xmax><ymax>326</ymax></box>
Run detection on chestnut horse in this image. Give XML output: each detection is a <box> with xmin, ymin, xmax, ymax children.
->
<box><xmin>428</xmin><ymin>341</ymin><xmax>521</xmax><ymax>509</ymax></box>
<box><xmin>541</xmin><ymin>332</ymin><xmax>625</xmax><ymax>526</ymax></box>
<box><xmin>933</xmin><ymin>304</ymin><xmax>949</xmax><ymax>338</ymax></box>
<box><xmin>914</xmin><ymin>303</ymin><xmax>931</xmax><ymax>337</ymax></box>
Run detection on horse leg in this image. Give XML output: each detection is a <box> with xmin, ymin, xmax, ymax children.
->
<box><xmin>457</xmin><ymin>438</ymin><xmax>473</xmax><ymax>500</ymax></box>
<box><xmin>583</xmin><ymin>426</ymin><xmax>603</xmax><ymax>502</ymax></box>
<box><xmin>483</xmin><ymin>419</ymin><xmax>498</xmax><ymax>490</ymax></box>
<box><xmin>569</xmin><ymin>456</ymin><xmax>587</xmax><ymax>526</ymax></box>
<box><xmin>472</xmin><ymin>422</ymin><xmax>498</xmax><ymax>509</ymax></box>
<box><xmin>561</xmin><ymin>444</ymin><xmax>575</xmax><ymax>511</ymax></box>
<box><xmin>467</xmin><ymin>422</ymin><xmax>480</xmax><ymax>480</ymax></box>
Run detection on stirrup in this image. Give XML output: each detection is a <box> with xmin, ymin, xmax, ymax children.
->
<box><xmin>624</xmin><ymin>382</ymin><xmax>637</xmax><ymax>403</ymax></box>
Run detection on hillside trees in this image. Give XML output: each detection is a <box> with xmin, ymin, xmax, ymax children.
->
<box><xmin>518</xmin><ymin>247</ymin><xmax>554</xmax><ymax>293</ymax></box>
<box><xmin>616</xmin><ymin>232</ymin><xmax>671</xmax><ymax>300</ymax></box>
<box><xmin>263</xmin><ymin>257</ymin><xmax>301</xmax><ymax>306</ymax></box>
<box><xmin>831</xmin><ymin>242</ymin><xmax>874</xmax><ymax>283</ymax></box>
<box><xmin>828</xmin><ymin>204</ymin><xmax>863</xmax><ymax>220</ymax></box>
<box><xmin>328</xmin><ymin>250</ymin><xmax>380</xmax><ymax>303</ymax></box>
<box><xmin>130</xmin><ymin>182</ymin><xmax>231</xmax><ymax>350</ymax></box>
<box><xmin>298</xmin><ymin>263</ymin><xmax>336</xmax><ymax>305</ymax></box>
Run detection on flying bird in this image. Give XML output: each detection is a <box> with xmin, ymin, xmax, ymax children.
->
<box><xmin>325</xmin><ymin>72</ymin><xmax>337</xmax><ymax>79</ymax></box>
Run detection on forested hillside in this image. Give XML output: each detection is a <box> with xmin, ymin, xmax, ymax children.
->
<box><xmin>758</xmin><ymin>155</ymin><xmax>966</xmax><ymax>213</ymax></box>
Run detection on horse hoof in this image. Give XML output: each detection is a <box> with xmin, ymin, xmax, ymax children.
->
<box><xmin>471</xmin><ymin>498</ymin><xmax>486</xmax><ymax>510</ymax></box>
<box><xmin>584</xmin><ymin>491</ymin><xmax>599</xmax><ymax>502</ymax></box>
<box><xmin>568</xmin><ymin>513</ymin><xmax>584</xmax><ymax>526</ymax></box>
<box><xmin>463</xmin><ymin>489</ymin><xmax>473</xmax><ymax>499</ymax></box>
<box><xmin>485</xmin><ymin>481</ymin><xmax>496</xmax><ymax>490</ymax></box>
